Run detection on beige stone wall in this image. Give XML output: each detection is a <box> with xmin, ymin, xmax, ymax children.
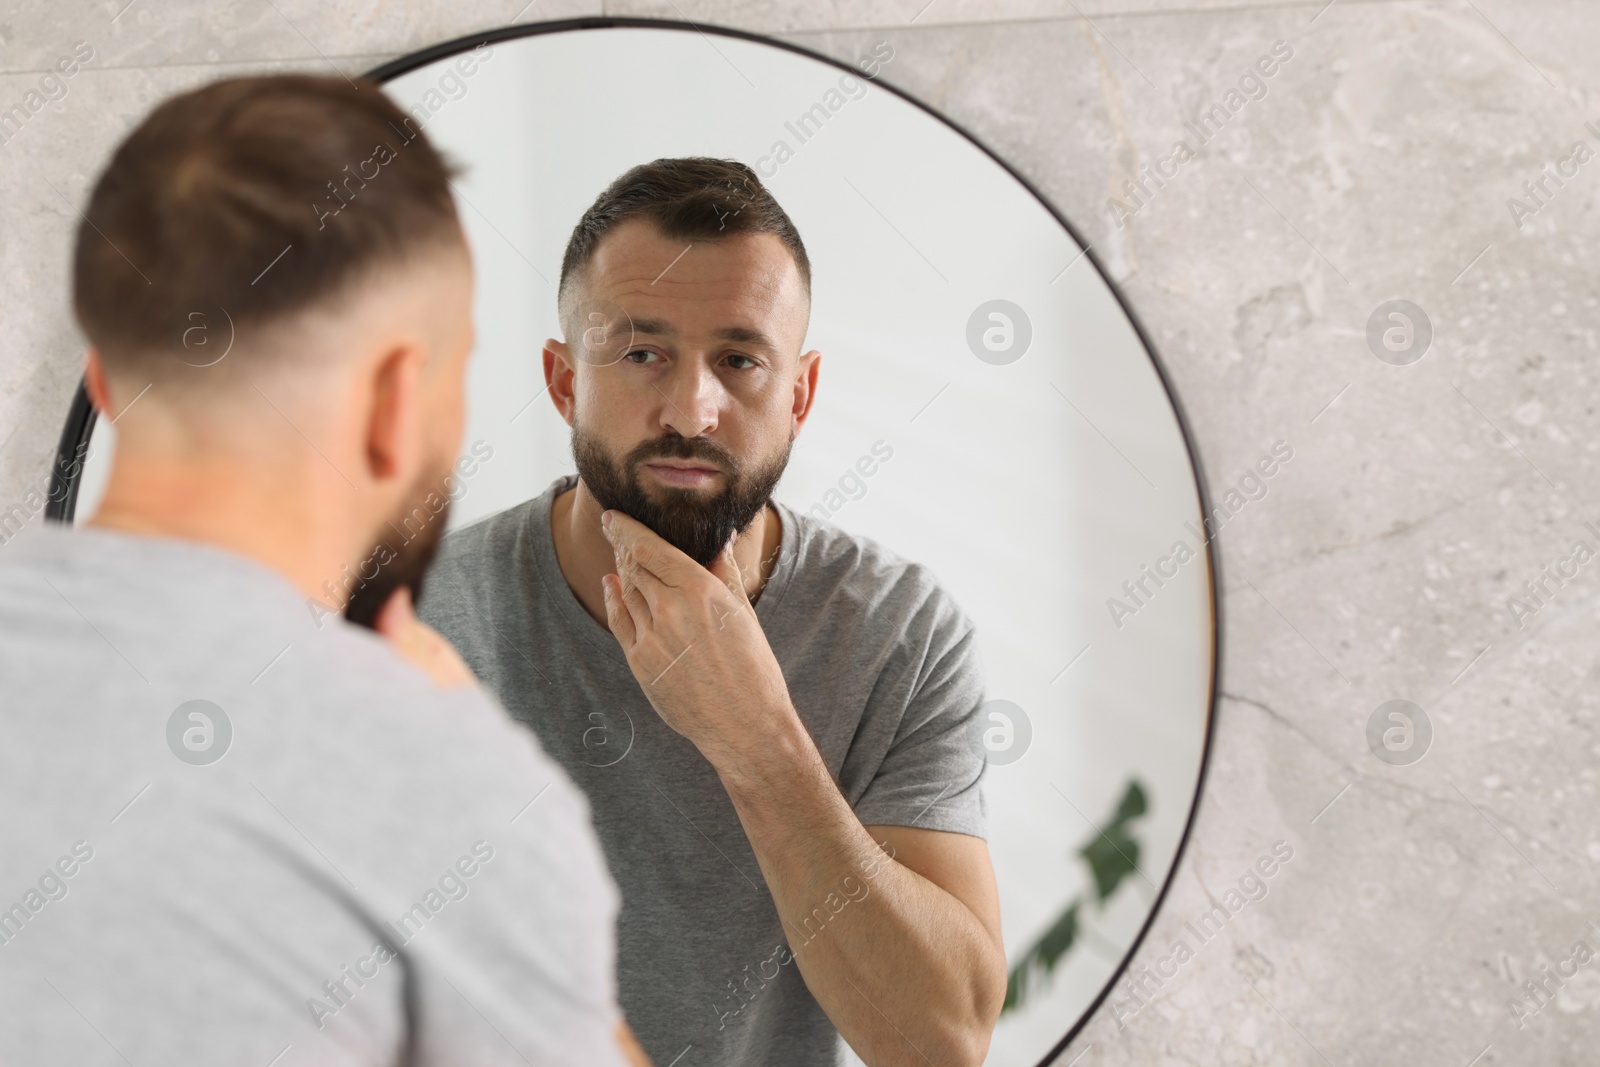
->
<box><xmin>3</xmin><ymin>2</ymin><xmax>1594</xmax><ymax>1062</ymax></box>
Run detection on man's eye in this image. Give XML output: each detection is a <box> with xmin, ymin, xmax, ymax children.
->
<box><xmin>624</xmin><ymin>349</ymin><xmax>660</xmax><ymax>365</ymax></box>
<box><xmin>726</xmin><ymin>354</ymin><xmax>757</xmax><ymax>370</ymax></box>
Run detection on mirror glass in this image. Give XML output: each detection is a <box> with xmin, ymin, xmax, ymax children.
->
<box><xmin>69</xmin><ymin>22</ymin><xmax>1215</xmax><ymax>1065</ymax></box>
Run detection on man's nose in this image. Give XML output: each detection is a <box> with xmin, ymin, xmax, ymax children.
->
<box><xmin>656</xmin><ymin>359</ymin><xmax>720</xmax><ymax>438</ymax></box>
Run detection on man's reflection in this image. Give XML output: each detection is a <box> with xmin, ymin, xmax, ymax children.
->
<box><xmin>418</xmin><ymin>157</ymin><xmax>1006</xmax><ymax>1067</ymax></box>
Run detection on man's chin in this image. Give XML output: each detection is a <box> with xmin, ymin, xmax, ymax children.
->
<box><xmin>639</xmin><ymin>487</ymin><xmax>717</xmax><ymax>512</ymax></box>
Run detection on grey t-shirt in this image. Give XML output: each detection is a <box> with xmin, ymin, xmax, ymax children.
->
<box><xmin>0</xmin><ymin>522</ymin><xmax>629</xmax><ymax>1067</ymax></box>
<box><xmin>417</xmin><ymin>473</ymin><xmax>988</xmax><ymax>1067</ymax></box>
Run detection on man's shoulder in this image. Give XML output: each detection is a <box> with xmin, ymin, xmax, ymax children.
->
<box><xmin>420</xmin><ymin>496</ymin><xmax>545</xmax><ymax>617</ymax></box>
<box><xmin>776</xmin><ymin>504</ymin><xmax>974</xmax><ymax>641</ymax></box>
<box><xmin>253</xmin><ymin>612</ymin><xmax>515</xmax><ymax>751</ymax></box>
<box><xmin>246</xmin><ymin>622</ymin><xmax>600</xmax><ymax>849</ymax></box>
<box><xmin>435</xmin><ymin>496</ymin><xmax>543</xmax><ymax>569</ymax></box>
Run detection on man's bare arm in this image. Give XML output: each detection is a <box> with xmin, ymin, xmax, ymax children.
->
<box><xmin>715</xmin><ymin>718</ymin><xmax>1007</xmax><ymax>1067</ymax></box>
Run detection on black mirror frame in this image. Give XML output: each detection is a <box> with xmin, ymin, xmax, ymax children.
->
<box><xmin>46</xmin><ymin>17</ymin><xmax>1222</xmax><ymax>1064</ymax></box>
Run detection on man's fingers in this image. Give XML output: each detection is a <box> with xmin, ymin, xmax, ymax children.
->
<box><xmin>619</xmin><ymin>576</ymin><xmax>652</xmax><ymax>635</ymax></box>
<box><xmin>612</xmin><ymin>540</ymin><xmax>668</xmax><ymax>619</ymax></box>
<box><xmin>601</xmin><ymin>509</ymin><xmax>691</xmax><ymax>587</ymax></box>
<box><xmin>373</xmin><ymin>585</ymin><xmax>416</xmax><ymax>638</ymax></box>
<box><xmin>614</xmin><ymin>1019</ymin><xmax>653</xmax><ymax>1067</ymax></box>
<box><xmin>602</xmin><ymin>574</ymin><xmax>638</xmax><ymax>647</ymax></box>
<box><xmin>373</xmin><ymin>586</ymin><xmax>476</xmax><ymax>689</ymax></box>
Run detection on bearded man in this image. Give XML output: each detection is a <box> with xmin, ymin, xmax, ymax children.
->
<box><xmin>417</xmin><ymin>157</ymin><xmax>1006</xmax><ymax>1067</ymax></box>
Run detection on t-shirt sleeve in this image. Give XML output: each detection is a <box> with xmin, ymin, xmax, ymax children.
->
<box><xmin>850</xmin><ymin>587</ymin><xmax>989</xmax><ymax>840</ymax></box>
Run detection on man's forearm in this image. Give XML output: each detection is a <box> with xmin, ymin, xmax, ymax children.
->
<box><xmin>708</xmin><ymin>706</ymin><xmax>1005</xmax><ymax>1067</ymax></box>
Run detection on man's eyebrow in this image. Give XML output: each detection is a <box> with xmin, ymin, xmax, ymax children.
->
<box><xmin>717</xmin><ymin>325</ymin><xmax>777</xmax><ymax>349</ymax></box>
<box><xmin>628</xmin><ymin>317</ymin><xmax>677</xmax><ymax>337</ymax></box>
<box><xmin>628</xmin><ymin>318</ymin><xmax>777</xmax><ymax>350</ymax></box>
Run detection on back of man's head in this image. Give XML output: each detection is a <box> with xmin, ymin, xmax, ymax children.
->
<box><xmin>74</xmin><ymin>73</ymin><xmax>462</xmax><ymax>393</ymax></box>
<box><xmin>71</xmin><ymin>73</ymin><xmax>477</xmax><ymax>627</ymax></box>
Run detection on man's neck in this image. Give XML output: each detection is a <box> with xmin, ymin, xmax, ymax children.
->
<box><xmin>550</xmin><ymin>478</ymin><xmax>782</xmax><ymax>630</ymax></box>
<box><xmin>84</xmin><ymin>455</ymin><xmax>355</xmax><ymax>610</ymax></box>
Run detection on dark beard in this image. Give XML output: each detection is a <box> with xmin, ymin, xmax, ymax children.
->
<box><xmin>343</xmin><ymin>474</ymin><xmax>452</xmax><ymax>629</ymax></box>
<box><xmin>572</xmin><ymin>423</ymin><xmax>790</xmax><ymax>567</ymax></box>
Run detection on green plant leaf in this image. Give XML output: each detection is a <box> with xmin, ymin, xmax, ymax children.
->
<box><xmin>1111</xmin><ymin>779</ymin><xmax>1148</xmax><ymax>825</ymax></box>
<box><xmin>1032</xmin><ymin>897</ymin><xmax>1080</xmax><ymax>970</ymax></box>
<box><xmin>1000</xmin><ymin>777</ymin><xmax>1151</xmax><ymax>1014</ymax></box>
<box><xmin>1003</xmin><ymin>899</ymin><xmax>1079</xmax><ymax>1014</ymax></box>
<box><xmin>1081</xmin><ymin>823</ymin><xmax>1141</xmax><ymax>903</ymax></box>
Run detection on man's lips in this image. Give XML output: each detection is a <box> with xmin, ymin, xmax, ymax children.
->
<box><xmin>645</xmin><ymin>461</ymin><xmax>720</xmax><ymax>472</ymax></box>
<box><xmin>643</xmin><ymin>461</ymin><xmax>722</xmax><ymax>485</ymax></box>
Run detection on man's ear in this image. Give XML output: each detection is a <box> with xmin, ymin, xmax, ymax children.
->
<box><xmin>791</xmin><ymin>349</ymin><xmax>821</xmax><ymax>436</ymax></box>
<box><xmin>365</xmin><ymin>341</ymin><xmax>426</xmax><ymax>484</ymax></box>
<box><xmin>83</xmin><ymin>347</ymin><xmax>113</xmax><ymax>417</ymax></box>
<box><xmin>544</xmin><ymin>338</ymin><xmax>577</xmax><ymax>427</ymax></box>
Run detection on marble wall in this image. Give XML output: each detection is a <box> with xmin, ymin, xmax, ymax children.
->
<box><xmin>2</xmin><ymin>1</ymin><xmax>1594</xmax><ymax>1064</ymax></box>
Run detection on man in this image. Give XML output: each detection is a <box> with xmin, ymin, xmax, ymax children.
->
<box><xmin>417</xmin><ymin>158</ymin><xmax>1007</xmax><ymax>1067</ymax></box>
<box><xmin>0</xmin><ymin>74</ymin><xmax>646</xmax><ymax>1066</ymax></box>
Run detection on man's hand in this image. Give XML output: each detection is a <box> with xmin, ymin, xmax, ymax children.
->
<box><xmin>614</xmin><ymin>1019</ymin><xmax>653</xmax><ymax>1066</ymax></box>
<box><xmin>373</xmin><ymin>585</ymin><xmax>476</xmax><ymax>689</ymax></box>
<box><xmin>598</xmin><ymin>509</ymin><xmax>794</xmax><ymax>765</ymax></box>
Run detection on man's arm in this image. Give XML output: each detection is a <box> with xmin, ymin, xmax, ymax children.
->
<box><xmin>599</xmin><ymin>512</ymin><xmax>1007</xmax><ymax>1066</ymax></box>
<box><xmin>716</xmin><ymin>712</ymin><xmax>1005</xmax><ymax>1067</ymax></box>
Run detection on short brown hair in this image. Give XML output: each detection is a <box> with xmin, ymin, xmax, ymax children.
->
<box><xmin>72</xmin><ymin>73</ymin><xmax>462</xmax><ymax>379</ymax></box>
<box><xmin>558</xmin><ymin>157</ymin><xmax>810</xmax><ymax>310</ymax></box>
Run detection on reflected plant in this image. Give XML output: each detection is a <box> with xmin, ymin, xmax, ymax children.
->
<box><xmin>1001</xmin><ymin>778</ymin><xmax>1148</xmax><ymax>1014</ymax></box>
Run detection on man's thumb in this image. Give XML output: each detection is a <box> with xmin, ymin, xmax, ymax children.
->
<box><xmin>373</xmin><ymin>586</ymin><xmax>415</xmax><ymax>639</ymax></box>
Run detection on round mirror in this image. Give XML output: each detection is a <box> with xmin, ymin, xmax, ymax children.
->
<box><xmin>56</xmin><ymin>18</ymin><xmax>1217</xmax><ymax>1065</ymax></box>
